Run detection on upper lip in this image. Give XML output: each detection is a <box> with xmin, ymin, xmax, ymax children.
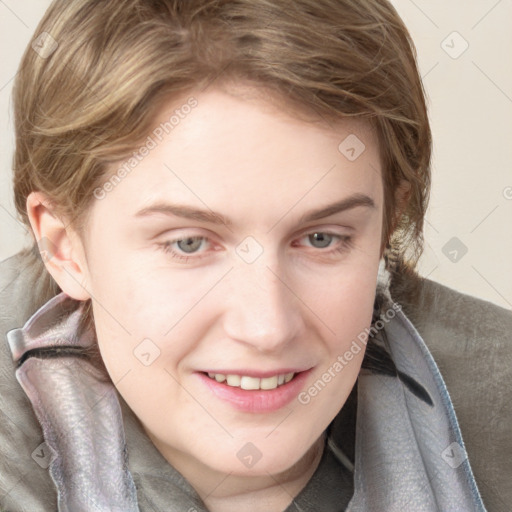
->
<box><xmin>199</xmin><ymin>368</ymin><xmax>311</xmax><ymax>378</ymax></box>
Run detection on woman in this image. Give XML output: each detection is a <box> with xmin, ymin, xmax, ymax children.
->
<box><xmin>1</xmin><ymin>0</ymin><xmax>510</xmax><ymax>510</ymax></box>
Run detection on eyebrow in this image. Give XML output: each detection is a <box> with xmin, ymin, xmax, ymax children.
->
<box><xmin>134</xmin><ymin>193</ymin><xmax>376</xmax><ymax>227</ymax></box>
<box><xmin>298</xmin><ymin>193</ymin><xmax>376</xmax><ymax>223</ymax></box>
<box><xmin>135</xmin><ymin>203</ymin><xmax>232</xmax><ymax>226</ymax></box>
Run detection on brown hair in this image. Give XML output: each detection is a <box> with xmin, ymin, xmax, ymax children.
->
<box><xmin>13</xmin><ymin>0</ymin><xmax>431</xmax><ymax>312</ymax></box>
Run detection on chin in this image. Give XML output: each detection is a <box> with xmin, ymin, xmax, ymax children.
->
<box><xmin>203</xmin><ymin>437</ymin><xmax>314</xmax><ymax>478</ymax></box>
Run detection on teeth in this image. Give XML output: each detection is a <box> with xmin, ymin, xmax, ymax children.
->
<box><xmin>260</xmin><ymin>376</ymin><xmax>278</xmax><ymax>390</ymax></box>
<box><xmin>206</xmin><ymin>372</ymin><xmax>295</xmax><ymax>390</ymax></box>
<box><xmin>226</xmin><ymin>375</ymin><xmax>241</xmax><ymax>386</ymax></box>
<box><xmin>240</xmin><ymin>376</ymin><xmax>260</xmax><ymax>390</ymax></box>
<box><xmin>208</xmin><ymin>372</ymin><xmax>226</xmax><ymax>382</ymax></box>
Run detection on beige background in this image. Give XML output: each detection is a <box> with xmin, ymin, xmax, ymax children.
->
<box><xmin>1</xmin><ymin>0</ymin><xmax>511</xmax><ymax>309</ymax></box>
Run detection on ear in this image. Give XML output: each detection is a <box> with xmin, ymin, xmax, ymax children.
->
<box><xmin>26</xmin><ymin>191</ymin><xmax>91</xmax><ymax>301</ymax></box>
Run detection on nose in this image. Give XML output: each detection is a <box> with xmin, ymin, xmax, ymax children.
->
<box><xmin>221</xmin><ymin>260</ymin><xmax>305</xmax><ymax>354</ymax></box>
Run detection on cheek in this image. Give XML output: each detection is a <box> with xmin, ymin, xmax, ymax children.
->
<box><xmin>306</xmin><ymin>241</ymin><xmax>381</xmax><ymax>342</ymax></box>
<box><xmin>299</xmin><ymin>239</ymin><xmax>381</xmax><ymax>394</ymax></box>
<box><xmin>315</xmin><ymin>274</ymin><xmax>376</xmax><ymax>378</ymax></box>
<box><xmin>86</xmin><ymin>250</ymin><xmax>228</xmax><ymax>388</ymax></box>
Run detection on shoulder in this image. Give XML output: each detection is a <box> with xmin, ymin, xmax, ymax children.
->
<box><xmin>394</xmin><ymin>274</ymin><xmax>512</xmax><ymax>511</ymax></box>
<box><xmin>398</xmin><ymin>277</ymin><xmax>512</xmax><ymax>390</ymax></box>
<box><xmin>0</xmin><ymin>251</ymin><xmax>58</xmax><ymax>511</ymax></box>
<box><xmin>398</xmin><ymin>275</ymin><xmax>512</xmax><ymax>345</ymax></box>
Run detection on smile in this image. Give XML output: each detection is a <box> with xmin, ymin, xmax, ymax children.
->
<box><xmin>206</xmin><ymin>372</ymin><xmax>295</xmax><ymax>390</ymax></box>
<box><xmin>198</xmin><ymin>369</ymin><xmax>311</xmax><ymax>413</ymax></box>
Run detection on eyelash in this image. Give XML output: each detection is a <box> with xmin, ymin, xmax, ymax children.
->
<box><xmin>158</xmin><ymin>232</ymin><xmax>353</xmax><ymax>263</ymax></box>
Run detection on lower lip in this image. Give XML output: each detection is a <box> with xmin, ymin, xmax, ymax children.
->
<box><xmin>197</xmin><ymin>370</ymin><xmax>312</xmax><ymax>413</ymax></box>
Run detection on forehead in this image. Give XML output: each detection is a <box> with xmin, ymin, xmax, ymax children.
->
<box><xmin>93</xmin><ymin>86</ymin><xmax>383</xmax><ymax>228</ymax></box>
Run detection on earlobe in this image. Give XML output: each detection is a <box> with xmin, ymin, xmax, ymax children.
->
<box><xmin>26</xmin><ymin>192</ymin><xmax>91</xmax><ymax>301</ymax></box>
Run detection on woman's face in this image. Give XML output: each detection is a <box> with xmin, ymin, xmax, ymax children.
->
<box><xmin>80</xmin><ymin>86</ymin><xmax>384</xmax><ymax>479</ymax></box>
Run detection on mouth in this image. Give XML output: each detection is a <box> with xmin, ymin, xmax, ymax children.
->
<box><xmin>197</xmin><ymin>369</ymin><xmax>311</xmax><ymax>413</ymax></box>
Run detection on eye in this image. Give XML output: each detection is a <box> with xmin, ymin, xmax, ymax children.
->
<box><xmin>306</xmin><ymin>232</ymin><xmax>335</xmax><ymax>249</ymax></box>
<box><xmin>292</xmin><ymin>230</ymin><xmax>353</xmax><ymax>257</ymax></box>
<box><xmin>159</xmin><ymin>235</ymin><xmax>213</xmax><ymax>262</ymax></box>
<box><xmin>175</xmin><ymin>236</ymin><xmax>205</xmax><ymax>254</ymax></box>
<box><xmin>301</xmin><ymin>232</ymin><xmax>345</xmax><ymax>249</ymax></box>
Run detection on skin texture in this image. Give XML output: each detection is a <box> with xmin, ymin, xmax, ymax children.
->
<box><xmin>28</xmin><ymin>85</ymin><xmax>384</xmax><ymax>512</ymax></box>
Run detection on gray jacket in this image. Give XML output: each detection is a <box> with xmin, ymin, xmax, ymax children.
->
<box><xmin>1</xmin><ymin>252</ymin><xmax>511</xmax><ymax>511</ymax></box>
